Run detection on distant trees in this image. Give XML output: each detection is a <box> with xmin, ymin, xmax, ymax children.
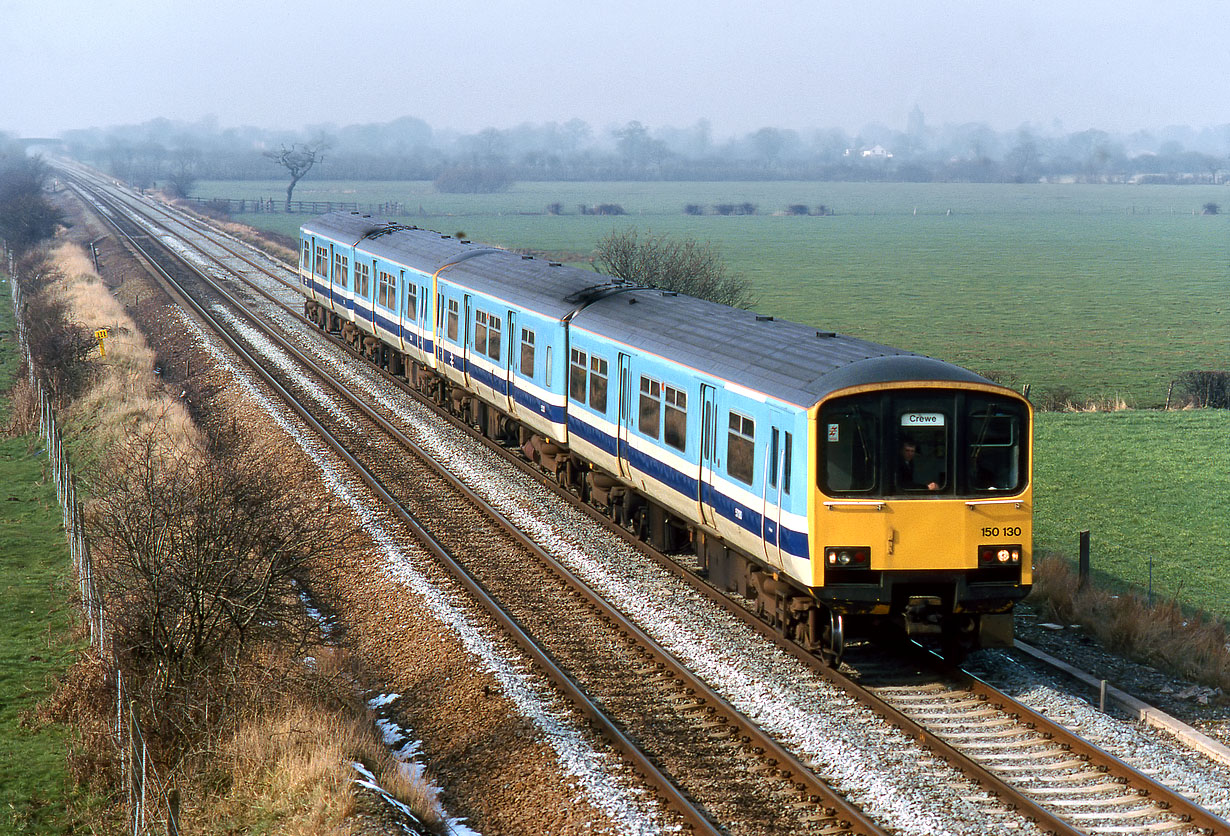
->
<box><xmin>1202</xmin><ymin>202</ymin><xmax>1220</xmax><ymax>215</ymax></box>
<box><xmin>0</xmin><ymin>145</ymin><xmax>66</xmax><ymax>251</ymax></box>
<box><xmin>265</xmin><ymin>140</ymin><xmax>330</xmax><ymax>209</ymax></box>
<box><xmin>594</xmin><ymin>227</ymin><xmax>755</xmax><ymax>309</ymax></box>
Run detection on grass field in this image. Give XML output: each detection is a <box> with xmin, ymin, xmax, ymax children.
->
<box><xmin>195</xmin><ymin>179</ymin><xmax>1230</xmax><ymax>408</ymax></box>
<box><xmin>0</xmin><ymin>279</ymin><xmax>99</xmax><ymax>833</ymax></box>
<box><xmin>1033</xmin><ymin>409</ymin><xmax>1230</xmax><ymax>618</ymax></box>
<box><xmin>190</xmin><ymin>179</ymin><xmax>1230</xmax><ymax>619</ymax></box>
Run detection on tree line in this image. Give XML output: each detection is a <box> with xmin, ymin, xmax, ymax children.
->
<box><xmin>51</xmin><ymin>112</ymin><xmax>1230</xmax><ymax>195</ymax></box>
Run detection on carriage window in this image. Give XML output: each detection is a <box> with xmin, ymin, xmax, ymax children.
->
<box><xmin>475</xmin><ymin>310</ymin><xmax>488</xmax><ymax>355</ymax></box>
<box><xmin>570</xmin><ymin>348</ymin><xmax>587</xmax><ymax>402</ymax></box>
<box><xmin>355</xmin><ymin>262</ymin><xmax>371</xmax><ymax>298</ymax></box>
<box><xmin>589</xmin><ymin>356</ymin><xmax>608</xmax><ymax>412</ymax></box>
<box><xmin>821</xmin><ymin>400</ymin><xmax>879</xmax><ymax>493</ymax></box>
<box><xmin>378</xmin><ymin>270</ymin><xmax>396</xmax><ymax>309</ymax></box>
<box><xmin>545</xmin><ymin>346</ymin><xmax>553</xmax><ymax>387</ymax></box>
<box><xmin>446</xmin><ymin>298</ymin><xmax>458</xmax><ymax>341</ymax></box>
<box><xmin>487</xmin><ymin>315</ymin><xmax>502</xmax><ymax>361</ymax></box>
<box><xmin>333</xmin><ymin>252</ymin><xmax>348</xmax><ymax>288</ymax></box>
<box><xmin>967</xmin><ymin>399</ymin><xmax>1025</xmax><ymax>492</ymax></box>
<box><xmin>405</xmin><ymin>282</ymin><xmax>417</xmax><ymax>321</ymax></box>
<box><xmin>639</xmin><ymin>376</ymin><xmax>661</xmax><ymax>439</ymax></box>
<box><xmin>664</xmin><ymin>385</ymin><xmax>686</xmax><ymax>451</ymax></box>
<box><xmin>315</xmin><ymin>245</ymin><xmax>329</xmax><ymax>278</ymax></box>
<box><xmin>727</xmin><ymin>411</ymin><xmax>755</xmax><ymax>484</ymax></box>
<box><xmin>302</xmin><ymin>240</ymin><xmax>310</xmax><ymax>270</ymax></box>
<box><xmin>520</xmin><ymin>329</ymin><xmax>535</xmax><ymax>376</ymax></box>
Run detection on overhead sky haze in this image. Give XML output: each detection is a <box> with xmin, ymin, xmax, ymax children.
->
<box><xmin>4</xmin><ymin>0</ymin><xmax>1228</xmax><ymax>139</ymax></box>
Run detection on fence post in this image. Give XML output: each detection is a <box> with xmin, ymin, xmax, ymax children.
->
<box><xmin>1078</xmin><ymin>530</ymin><xmax>1090</xmax><ymax>589</ymax></box>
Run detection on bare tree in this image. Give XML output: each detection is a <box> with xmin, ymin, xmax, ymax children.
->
<box><xmin>265</xmin><ymin>140</ymin><xmax>330</xmax><ymax>210</ymax></box>
<box><xmin>88</xmin><ymin>424</ymin><xmax>356</xmax><ymax>742</ymax></box>
<box><xmin>594</xmin><ymin>227</ymin><xmax>756</xmax><ymax>309</ymax></box>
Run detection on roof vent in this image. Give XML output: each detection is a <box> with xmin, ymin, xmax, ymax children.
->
<box><xmin>816</xmin><ymin>330</ymin><xmax>836</xmax><ymax>338</ymax></box>
<box><xmin>350</xmin><ymin>210</ymin><xmax>360</xmax><ymax>215</ymax></box>
<box><xmin>756</xmin><ymin>315</ymin><xmax>774</xmax><ymax>322</ymax></box>
<box><xmin>661</xmin><ymin>291</ymin><xmax>678</xmax><ymax>297</ymax></box>
<box><xmin>441</xmin><ymin>234</ymin><xmax>451</xmax><ymax>239</ymax></box>
<box><xmin>460</xmin><ymin>239</ymin><xmax>470</xmax><ymax>244</ymax></box>
<box><xmin>522</xmin><ymin>254</ymin><xmax>534</xmax><ymax>260</ymax></box>
<box><xmin>549</xmin><ymin>261</ymin><xmax>561</xmax><ymax>267</ymax></box>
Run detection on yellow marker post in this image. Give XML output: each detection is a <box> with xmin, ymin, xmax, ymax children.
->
<box><xmin>94</xmin><ymin>328</ymin><xmax>109</xmax><ymax>358</ymax></box>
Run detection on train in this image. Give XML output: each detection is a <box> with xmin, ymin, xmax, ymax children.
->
<box><xmin>297</xmin><ymin>211</ymin><xmax>1032</xmax><ymax>662</ymax></box>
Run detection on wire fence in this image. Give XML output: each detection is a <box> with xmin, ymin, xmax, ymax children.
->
<box><xmin>8</xmin><ymin>255</ymin><xmax>181</xmax><ymax>836</ymax></box>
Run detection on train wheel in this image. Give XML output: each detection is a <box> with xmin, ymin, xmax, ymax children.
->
<box><xmin>820</xmin><ymin>611</ymin><xmax>845</xmax><ymax>668</ymax></box>
<box><xmin>939</xmin><ymin>615</ymin><xmax>977</xmax><ymax>664</ymax></box>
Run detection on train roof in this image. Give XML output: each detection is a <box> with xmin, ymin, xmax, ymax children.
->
<box><xmin>302</xmin><ymin>213</ymin><xmax>993</xmax><ymax>407</ymax></box>
<box><xmin>570</xmin><ymin>289</ymin><xmax>989</xmax><ymax>408</ymax></box>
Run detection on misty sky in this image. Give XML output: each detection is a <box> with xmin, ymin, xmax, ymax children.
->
<box><xmin>4</xmin><ymin>0</ymin><xmax>1228</xmax><ymax>139</ymax></box>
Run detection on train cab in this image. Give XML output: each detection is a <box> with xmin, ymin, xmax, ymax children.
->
<box><xmin>812</xmin><ymin>367</ymin><xmax>1032</xmax><ymax>651</ymax></box>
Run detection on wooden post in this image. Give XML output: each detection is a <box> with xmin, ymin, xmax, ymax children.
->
<box><xmin>1078</xmin><ymin>530</ymin><xmax>1090</xmax><ymax>589</ymax></box>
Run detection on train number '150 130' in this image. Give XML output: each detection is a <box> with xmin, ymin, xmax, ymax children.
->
<box><xmin>982</xmin><ymin>526</ymin><xmax>1023</xmax><ymax>538</ymax></box>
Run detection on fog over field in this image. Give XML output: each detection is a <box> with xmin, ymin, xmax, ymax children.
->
<box><xmin>4</xmin><ymin>0</ymin><xmax>1230</xmax><ymax>143</ymax></box>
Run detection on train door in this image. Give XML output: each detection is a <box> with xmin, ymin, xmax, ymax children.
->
<box><xmin>462</xmin><ymin>294</ymin><xmax>472</xmax><ymax>387</ymax></box>
<box><xmin>698</xmin><ymin>384</ymin><xmax>719</xmax><ymax>528</ymax></box>
<box><xmin>504</xmin><ymin>310</ymin><xmax>518</xmax><ymax>416</ymax></box>
<box><xmin>761</xmin><ymin>411</ymin><xmax>790</xmax><ymax>569</ymax></box>
<box><xmin>616</xmin><ymin>353</ymin><xmax>632</xmax><ymax>478</ymax></box>
<box><xmin>433</xmin><ymin>291</ymin><xmax>444</xmax><ymax>371</ymax></box>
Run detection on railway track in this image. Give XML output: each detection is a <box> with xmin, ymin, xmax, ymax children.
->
<box><xmin>62</xmin><ymin>167</ymin><xmax>1230</xmax><ymax>836</ymax></box>
<box><xmin>64</xmin><ymin>169</ymin><xmax>890</xmax><ymax>835</ymax></box>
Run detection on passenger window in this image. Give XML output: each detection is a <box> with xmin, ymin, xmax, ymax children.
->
<box><xmin>446</xmin><ymin>299</ymin><xmax>459</xmax><ymax>341</ymax></box>
<box><xmin>487</xmin><ymin>316</ymin><xmax>502</xmax><ymax>361</ymax></box>
<box><xmin>475</xmin><ymin>310</ymin><xmax>488</xmax><ymax>354</ymax></box>
<box><xmin>589</xmin><ymin>356</ymin><xmax>609</xmax><ymax>412</ymax></box>
<box><xmin>664</xmin><ymin>385</ymin><xmax>686</xmax><ymax>451</ymax></box>
<box><xmin>520</xmin><ymin>329</ymin><xmax>535</xmax><ymax>377</ymax></box>
<box><xmin>405</xmin><ymin>282</ymin><xmax>417</xmax><ymax>321</ymax></box>
<box><xmin>570</xmin><ymin>348</ymin><xmax>587</xmax><ymax>402</ymax></box>
<box><xmin>639</xmin><ymin>376</ymin><xmax>661</xmax><ymax>439</ymax></box>
<box><xmin>727</xmin><ymin>412</ymin><xmax>755</xmax><ymax>484</ymax></box>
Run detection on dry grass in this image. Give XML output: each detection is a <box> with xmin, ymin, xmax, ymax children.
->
<box><xmin>44</xmin><ymin>242</ymin><xmax>201</xmax><ymax>455</ymax></box>
<box><xmin>1062</xmin><ymin>395</ymin><xmax>1131</xmax><ymax>412</ymax></box>
<box><xmin>1029</xmin><ymin>555</ymin><xmax>1230</xmax><ymax>690</ymax></box>
<box><xmin>196</xmin><ymin>650</ymin><xmax>444</xmax><ymax>835</ymax></box>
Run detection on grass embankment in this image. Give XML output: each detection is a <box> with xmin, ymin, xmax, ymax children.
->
<box><xmin>0</xmin><ymin>271</ymin><xmax>102</xmax><ymax>832</ymax></box>
<box><xmin>196</xmin><ymin>179</ymin><xmax>1230</xmax><ymax>407</ymax></box>
<box><xmin>6</xmin><ymin>242</ymin><xmax>441</xmax><ymax>834</ymax></box>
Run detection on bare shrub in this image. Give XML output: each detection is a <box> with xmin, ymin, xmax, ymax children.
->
<box><xmin>786</xmin><ymin>204</ymin><xmax>810</xmax><ymax>215</ymax></box>
<box><xmin>19</xmin><ymin>268</ymin><xmax>98</xmax><ymax>405</ymax></box>
<box><xmin>1030</xmin><ymin>555</ymin><xmax>1230</xmax><ymax>690</ymax></box>
<box><xmin>433</xmin><ymin>165</ymin><xmax>513</xmax><ymax>194</ymax></box>
<box><xmin>595</xmin><ymin>227</ymin><xmax>757</xmax><ymax>309</ymax></box>
<box><xmin>1175</xmin><ymin>370</ymin><xmax>1228</xmax><ymax>408</ymax></box>
<box><xmin>87</xmin><ymin>423</ymin><xmax>357</xmax><ymax>746</ymax></box>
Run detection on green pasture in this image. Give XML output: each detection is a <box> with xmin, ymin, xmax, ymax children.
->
<box><xmin>196</xmin><ymin>180</ymin><xmax>1229</xmax><ymax>408</ymax></box>
<box><xmin>1033</xmin><ymin>409</ymin><xmax>1230</xmax><ymax>618</ymax></box>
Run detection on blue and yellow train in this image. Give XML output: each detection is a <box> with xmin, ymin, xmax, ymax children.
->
<box><xmin>299</xmin><ymin>212</ymin><xmax>1032</xmax><ymax>661</ymax></box>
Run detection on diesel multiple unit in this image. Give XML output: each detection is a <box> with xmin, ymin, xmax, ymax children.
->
<box><xmin>298</xmin><ymin>212</ymin><xmax>1033</xmax><ymax>661</ymax></box>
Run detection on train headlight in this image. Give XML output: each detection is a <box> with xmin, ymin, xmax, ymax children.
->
<box><xmin>826</xmin><ymin>548</ymin><xmax>870</xmax><ymax>568</ymax></box>
<box><xmin>979</xmin><ymin>545</ymin><xmax>1022</xmax><ymax>565</ymax></box>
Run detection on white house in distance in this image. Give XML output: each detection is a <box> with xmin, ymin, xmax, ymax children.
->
<box><xmin>843</xmin><ymin>145</ymin><xmax>894</xmax><ymax>159</ymax></box>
